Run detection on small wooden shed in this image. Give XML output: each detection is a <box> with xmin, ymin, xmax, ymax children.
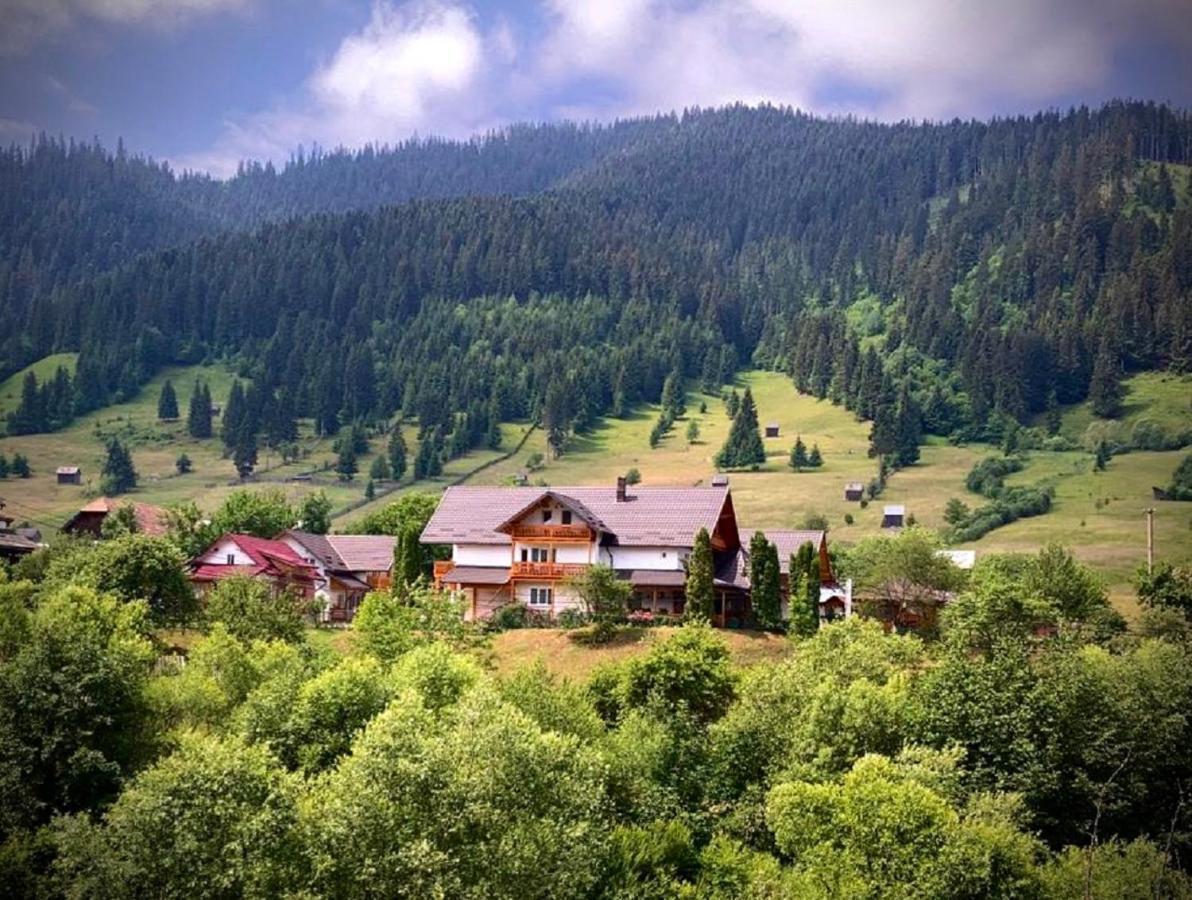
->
<box><xmin>764</xmin><ymin>422</ymin><xmax>780</xmax><ymax>438</ymax></box>
<box><xmin>711</xmin><ymin>474</ymin><xmax>729</xmax><ymax>487</ymax></box>
<box><xmin>844</xmin><ymin>482</ymin><xmax>864</xmax><ymax>502</ymax></box>
<box><xmin>881</xmin><ymin>505</ymin><xmax>905</xmax><ymax>529</ymax></box>
<box><xmin>56</xmin><ymin>466</ymin><xmax>82</xmax><ymax>485</ymax></box>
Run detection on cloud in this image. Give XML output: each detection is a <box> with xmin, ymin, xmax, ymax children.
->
<box><xmin>175</xmin><ymin>0</ymin><xmax>1192</xmax><ymax>176</ymax></box>
<box><xmin>0</xmin><ymin>0</ymin><xmax>251</xmax><ymax>55</ymax></box>
<box><xmin>175</xmin><ymin>0</ymin><xmax>497</xmax><ymax>176</ymax></box>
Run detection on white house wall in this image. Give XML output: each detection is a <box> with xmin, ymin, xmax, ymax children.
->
<box><xmin>602</xmin><ymin>545</ymin><xmax>687</xmax><ymax>570</ymax></box>
<box><xmin>453</xmin><ymin>544</ymin><xmax>512</xmax><ymax>566</ymax></box>
<box><xmin>199</xmin><ymin>538</ymin><xmax>255</xmax><ymax>566</ymax></box>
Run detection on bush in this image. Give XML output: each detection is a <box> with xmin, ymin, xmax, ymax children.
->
<box><xmin>625</xmin><ymin>467</ymin><xmax>642</xmax><ymax>485</ymax></box>
<box><xmin>965</xmin><ymin>456</ymin><xmax>1024</xmax><ymax>498</ymax></box>
<box><xmin>948</xmin><ymin>486</ymin><xmax>1053</xmax><ymax>542</ymax></box>
<box><xmin>843</xmin><ymin>513</ymin><xmax>854</xmax><ymax>526</ymax></box>
<box><xmin>488</xmin><ymin>601</ymin><xmax>550</xmax><ymax>631</ymax></box>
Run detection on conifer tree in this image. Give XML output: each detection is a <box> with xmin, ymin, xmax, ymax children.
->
<box><xmin>868</xmin><ymin>374</ymin><xmax>899</xmax><ymax>460</ymax></box>
<box><xmin>394</xmin><ymin>522</ymin><xmax>425</xmax><ymax>593</ymax></box>
<box><xmin>187</xmin><ymin>379</ymin><xmax>213</xmax><ymax>438</ymax></box>
<box><xmin>750</xmin><ymin>531</ymin><xmax>782</xmax><ymax>629</ymax></box>
<box><xmin>893</xmin><ymin>381</ymin><xmax>921</xmax><ymax>467</ymax></box>
<box><xmin>789</xmin><ymin>436</ymin><xmax>809</xmax><ymax>471</ymax></box>
<box><xmin>232</xmin><ymin>429</ymin><xmax>257</xmax><ymax>479</ymax></box>
<box><xmin>1094</xmin><ymin>441</ymin><xmax>1111</xmax><ymax>471</ymax></box>
<box><xmin>175</xmin><ymin>452</ymin><xmax>192</xmax><ymax>474</ymax></box>
<box><xmin>157</xmin><ymin>379</ymin><xmax>178</xmax><ymax>420</ymax></box>
<box><xmin>789</xmin><ymin>543</ymin><xmax>820</xmax><ymax>636</ymax></box>
<box><xmin>1089</xmin><ymin>339</ymin><xmax>1125</xmax><ymax>418</ymax></box>
<box><xmin>684</xmin><ymin>527</ymin><xmax>714</xmax><ymax>621</ymax></box>
<box><xmin>661</xmin><ymin>367</ymin><xmax>685</xmax><ymax>419</ymax></box>
<box><xmin>0</xmin><ymin>453</ymin><xmax>8</xmax><ymax>478</ymax></box>
<box><xmin>11</xmin><ymin>453</ymin><xmax>31</xmax><ymax>478</ymax></box>
<box><xmin>369</xmin><ymin>455</ymin><xmax>390</xmax><ymax>481</ymax></box>
<box><xmin>716</xmin><ymin>386</ymin><xmax>765</xmax><ymax>469</ymax></box>
<box><xmin>222</xmin><ymin>380</ymin><xmax>245</xmax><ymax>450</ymax></box>
<box><xmin>388</xmin><ymin>425</ymin><xmax>408</xmax><ymax>481</ymax></box>
<box><xmin>1044</xmin><ymin>389</ymin><xmax>1062</xmax><ymax>436</ymax></box>
<box><xmin>808</xmin><ymin>444</ymin><xmax>823</xmax><ymax>467</ymax></box>
<box><xmin>100</xmin><ymin>438</ymin><xmax>137</xmax><ymax>494</ymax></box>
<box><xmin>336</xmin><ymin>439</ymin><xmax>358</xmax><ymax>481</ymax></box>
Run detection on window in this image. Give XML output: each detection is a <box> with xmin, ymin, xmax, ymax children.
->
<box><xmin>561</xmin><ymin>510</ymin><xmax>572</xmax><ymax>525</ymax></box>
<box><xmin>543</xmin><ymin>510</ymin><xmax>552</xmax><ymax>522</ymax></box>
<box><xmin>520</xmin><ymin>548</ymin><xmax>529</xmax><ymax>562</ymax></box>
<box><xmin>226</xmin><ymin>553</ymin><xmax>236</xmax><ymax>565</ymax></box>
<box><xmin>530</xmin><ymin>547</ymin><xmax>554</xmax><ymax>562</ymax></box>
<box><xmin>529</xmin><ymin>587</ymin><xmax>552</xmax><ymax>608</ymax></box>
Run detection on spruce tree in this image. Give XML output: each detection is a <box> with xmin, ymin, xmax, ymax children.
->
<box><xmin>157</xmin><ymin>379</ymin><xmax>178</xmax><ymax>420</ymax></box>
<box><xmin>789</xmin><ymin>436</ymin><xmax>809</xmax><ymax>471</ymax></box>
<box><xmin>750</xmin><ymin>531</ymin><xmax>782</xmax><ymax>629</ymax></box>
<box><xmin>1094</xmin><ymin>441</ymin><xmax>1111</xmax><ymax>471</ymax></box>
<box><xmin>1089</xmin><ymin>339</ymin><xmax>1124</xmax><ymax>419</ymax></box>
<box><xmin>175</xmin><ymin>452</ymin><xmax>192</xmax><ymax>474</ymax></box>
<box><xmin>808</xmin><ymin>444</ymin><xmax>823</xmax><ymax>467</ymax></box>
<box><xmin>11</xmin><ymin>453</ymin><xmax>31</xmax><ymax>478</ymax></box>
<box><xmin>369</xmin><ymin>455</ymin><xmax>390</xmax><ymax>481</ymax></box>
<box><xmin>187</xmin><ymin>379</ymin><xmax>213</xmax><ymax>438</ymax></box>
<box><xmin>232</xmin><ymin>429</ymin><xmax>258</xmax><ymax>479</ymax></box>
<box><xmin>395</xmin><ymin>522</ymin><xmax>425</xmax><ymax>593</ymax></box>
<box><xmin>684</xmin><ymin>527</ymin><xmax>714</xmax><ymax>621</ymax></box>
<box><xmin>789</xmin><ymin>543</ymin><xmax>820</xmax><ymax>636</ymax></box>
<box><xmin>893</xmin><ymin>382</ymin><xmax>921</xmax><ymax>467</ymax></box>
<box><xmin>661</xmin><ymin>367</ymin><xmax>685</xmax><ymax>419</ymax></box>
<box><xmin>716</xmin><ymin>386</ymin><xmax>765</xmax><ymax>469</ymax></box>
<box><xmin>336</xmin><ymin>438</ymin><xmax>358</xmax><ymax>481</ymax></box>
<box><xmin>222</xmin><ymin>381</ymin><xmax>245</xmax><ymax>450</ymax></box>
<box><xmin>388</xmin><ymin>425</ymin><xmax>408</xmax><ymax>481</ymax></box>
<box><xmin>0</xmin><ymin>454</ymin><xmax>8</xmax><ymax>478</ymax></box>
<box><xmin>868</xmin><ymin>374</ymin><xmax>898</xmax><ymax>460</ymax></box>
<box><xmin>100</xmin><ymin>438</ymin><xmax>137</xmax><ymax>494</ymax></box>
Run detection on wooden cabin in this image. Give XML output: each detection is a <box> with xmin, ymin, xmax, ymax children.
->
<box><xmin>764</xmin><ymin>422</ymin><xmax>780</xmax><ymax>438</ymax></box>
<box><xmin>844</xmin><ymin>482</ymin><xmax>864</xmax><ymax>502</ymax></box>
<box><xmin>56</xmin><ymin>466</ymin><xmax>82</xmax><ymax>485</ymax></box>
<box><xmin>881</xmin><ymin>505</ymin><xmax>905</xmax><ymax>528</ymax></box>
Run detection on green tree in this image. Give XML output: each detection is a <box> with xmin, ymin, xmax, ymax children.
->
<box><xmin>943</xmin><ymin>497</ymin><xmax>970</xmax><ymax>526</ymax></box>
<box><xmin>749</xmin><ymin>532</ymin><xmax>781</xmax><ymax>630</ymax></box>
<box><xmin>99</xmin><ymin>502</ymin><xmax>140</xmax><ymax>539</ymax></box>
<box><xmin>51</xmin><ymin>732</ymin><xmax>301</xmax><ymax>899</ymax></box>
<box><xmin>212</xmin><ymin>489</ymin><xmax>295</xmax><ymax>538</ymax></box>
<box><xmin>620</xmin><ymin>623</ymin><xmax>736</xmax><ymax>723</ymax></box>
<box><xmin>174</xmin><ymin>452</ymin><xmax>192</xmax><ymax>474</ymax></box>
<box><xmin>685</xmin><ymin>527</ymin><xmax>714</xmax><ymax>621</ymax></box>
<box><xmin>11</xmin><ymin>452</ymin><xmax>30</xmax><ymax>478</ymax></box>
<box><xmin>566</xmin><ymin>564</ymin><xmax>632</xmax><ymax>640</ymax></box>
<box><xmin>1136</xmin><ymin>562</ymin><xmax>1192</xmax><ymax>618</ymax></box>
<box><xmin>156</xmin><ymin>379</ymin><xmax>178</xmax><ymax>420</ymax></box>
<box><xmin>843</xmin><ymin>527</ymin><xmax>966</xmax><ymax>632</ymax></box>
<box><xmin>369</xmin><ymin>454</ymin><xmax>390</xmax><ymax>481</ymax></box>
<box><xmin>56</xmin><ymin>533</ymin><xmax>195</xmax><ymax>624</ymax></box>
<box><xmin>686</xmin><ymin>419</ymin><xmax>700</xmax><ymax>444</ymax></box>
<box><xmin>716</xmin><ymin>386</ymin><xmax>765</xmax><ymax>469</ymax></box>
<box><xmin>387</xmin><ymin>425</ymin><xmax>408</xmax><ymax>481</ymax></box>
<box><xmin>0</xmin><ymin>586</ymin><xmax>154</xmax><ymax>836</ymax></box>
<box><xmin>0</xmin><ymin>453</ymin><xmax>8</xmax><ymax>478</ymax></box>
<box><xmin>1089</xmin><ymin>339</ymin><xmax>1125</xmax><ymax>419</ymax></box>
<box><xmin>100</xmin><ymin>438</ymin><xmax>137</xmax><ymax>495</ymax></box>
<box><xmin>394</xmin><ymin>521</ymin><xmax>425</xmax><ymax>592</ymax></box>
<box><xmin>625</xmin><ymin>467</ymin><xmax>641</xmax><ymax>485</ymax></box>
<box><xmin>205</xmin><ymin>575</ymin><xmax>306</xmax><ymax>644</ymax></box>
<box><xmin>788</xmin><ymin>542</ymin><xmax>821</xmax><ymax>636</ymax></box>
<box><xmin>807</xmin><ymin>444</ymin><xmax>823</xmax><ymax>467</ymax></box>
<box><xmin>187</xmin><ymin>379</ymin><xmax>213</xmax><ymax>439</ymax></box>
<box><xmin>789</xmin><ymin>437</ymin><xmax>809</xmax><ymax>471</ymax></box>
<box><xmin>1094</xmin><ymin>440</ymin><xmax>1111</xmax><ymax>471</ymax></box>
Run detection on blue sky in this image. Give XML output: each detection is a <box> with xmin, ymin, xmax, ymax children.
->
<box><xmin>2</xmin><ymin>0</ymin><xmax>1190</xmax><ymax>177</ymax></box>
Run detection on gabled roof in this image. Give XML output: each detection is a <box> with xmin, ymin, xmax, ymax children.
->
<box><xmin>422</xmin><ymin>485</ymin><xmax>733</xmax><ymax>548</ymax></box>
<box><xmin>63</xmin><ymin>497</ymin><xmax>168</xmax><ymax>535</ymax></box>
<box><xmin>56</xmin><ymin>466</ymin><xmax>80</xmax><ymax>475</ymax></box>
<box><xmin>883</xmin><ymin>505</ymin><xmax>906</xmax><ymax>516</ymax></box>
<box><xmin>191</xmin><ymin>534</ymin><xmax>317</xmax><ymax>583</ymax></box>
<box><xmin>284</xmin><ymin>531</ymin><xmax>395</xmax><ymax>572</ymax></box>
<box><xmin>493</xmin><ymin>490</ymin><xmax>611</xmax><ymax>535</ymax></box>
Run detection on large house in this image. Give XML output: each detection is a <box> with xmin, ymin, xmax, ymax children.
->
<box><xmin>280</xmin><ymin>531</ymin><xmax>395</xmax><ymax>623</ymax></box>
<box><xmin>62</xmin><ymin>497</ymin><xmax>168</xmax><ymax>537</ymax></box>
<box><xmin>421</xmin><ymin>478</ymin><xmax>852</xmax><ymax>626</ymax></box>
<box><xmin>188</xmin><ymin>534</ymin><xmax>319</xmax><ymax>599</ymax></box>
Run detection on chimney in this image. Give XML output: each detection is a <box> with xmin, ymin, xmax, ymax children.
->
<box><xmin>616</xmin><ymin>476</ymin><xmax>627</xmax><ymax>502</ymax></box>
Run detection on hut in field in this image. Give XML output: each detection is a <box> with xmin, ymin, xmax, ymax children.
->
<box><xmin>711</xmin><ymin>474</ymin><xmax>729</xmax><ymax>487</ymax></box>
<box><xmin>844</xmin><ymin>482</ymin><xmax>864</xmax><ymax>501</ymax></box>
<box><xmin>881</xmin><ymin>505</ymin><xmax>905</xmax><ymax>529</ymax></box>
<box><xmin>764</xmin><ymin>422</ymin><xmax>780</xmax><ymax>438</ymax></box>
<box><xmin>56</xmin><ymin>466</ymin><xmax>82</xmax><ymax>485</ymax></box>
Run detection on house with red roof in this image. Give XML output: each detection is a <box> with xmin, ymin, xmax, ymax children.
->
<box><xmin>421</xmin><ymin>477</ymin><xmax>851</xmax><ymax>626</ymax></box>
<box><xmin>62</xmin><ymin>497</ymin><xmax>168</xmax><ymax>537</ymax></box>
<box><xmin>188</xmin><ymin>533</ymin><xmax>318</xmax><ymax>599</ymax></box>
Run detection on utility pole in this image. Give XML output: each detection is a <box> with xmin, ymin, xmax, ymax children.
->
<box><xmin>1145</xmin><ymin>508</ymin><xmax>1155</xmax><ymax>574</ymax></box>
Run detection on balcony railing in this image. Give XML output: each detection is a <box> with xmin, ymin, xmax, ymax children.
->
<box><xmin>510</xmin><ymin>561</ymin><xmax>587</xmax><ymax>580</ymax></box>
<box><xmin>509</xmin><ymin>524</ymin><xmax>592</xmax><ymax>541</ymax></box>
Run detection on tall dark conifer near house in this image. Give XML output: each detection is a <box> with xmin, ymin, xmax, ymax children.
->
<box><xmin>750</xmin><ymin>531</ymin><xmax>782</xmax><ymax>629</ymax></box>
<box><xmin>685</xmin><ymin>527</ymin><xmax>714</xmax><ymax>621</ymax></box>
<box><xmin>893</xmin><ymin>382</ymin><xmax>921</xmax><ymax>467</ymax></box>
<box><xmin>222</xmin><ymin>380</ymin><xmax>245</xmax><ymax>450</ymax></box>
<box><xmin>101</xmin><ymin>438</ymin><xmax>137</xmax><ymax>495</ymax></box>
<box><xmin>157</xmin><ymin>379</ymin><xmax>178</xmax><ymax>420</ymax></box>
<box><xmin>388</xmin><ymin>425</ymin><xmax>408</xmax><ymax>480</ymax></box>
<box><xmin>187</xmin><ymin>381</ymin><xmax>213</xmax><ymax>438</ymax></box>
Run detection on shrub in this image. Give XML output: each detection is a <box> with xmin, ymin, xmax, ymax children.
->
<box><xmin>964</xmin><ymin>456</ymin><xmax>1024</xmax><ymax>498</ymax></box>
<box><xmin>843</xmin><ymin>513</ymin><xmax>854</xmax><ymax>526</ymax></box>
<box><xmin>205</xmin><ymin>576</ymin><xmax>307</xmax><ymax>644</ymax></box>
<box><xmin>625</xmin><ymin>467</ymin><xmax>642</xmax><ymax>485</ymax></box>
<box><xmin>948</xmin><ymin>486</ymin><xmax>1053</xmax><ymax>542</ymax></box>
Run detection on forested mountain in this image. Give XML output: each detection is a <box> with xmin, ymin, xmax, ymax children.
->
<box><xmin>3</xmin><ymin>102</ymin><xmax>1191</xmax><ymax>467</ymax></box>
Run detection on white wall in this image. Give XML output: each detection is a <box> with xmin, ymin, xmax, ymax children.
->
<box><xmin>513</xmin><ymin>581</ymin><xmax>582</xmax><ymax>613</ymax></box>
<box><xmin>453</xmin><ymin>543</ymin><xmax>512</xmax><ymax>566</ymax></box>
<box><xmin>603</xmin><ymin>545</ymin><xmax>687</xmax><ymax>570</ymax></box>
<box><xmin>199</xmin><ymin>538</ymin><xmax>254</xmax><ymax>566</ymax></box>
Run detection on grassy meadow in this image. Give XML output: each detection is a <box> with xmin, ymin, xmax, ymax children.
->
<box><xmin>2</xmin><ymin>360</ymin><xmax>1188</xmax><ymax>615</ymax></box>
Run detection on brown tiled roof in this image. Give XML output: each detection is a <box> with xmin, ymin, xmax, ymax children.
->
<box><xmin>739</xmin><ymin>528</ymin><xmax>825</xmax><ymax>574</ymax></box>
<box><xmin>422</xmin><ymin>485</ymin><xmax>731</xmax><ymax>548</ymax></box>
<box><xmin>285</xmin><ymin>531</ymin><xmax>395</xmax><ymax>573</ymax></box>
<box><xmin>65</xmin><ymin>497</ymin><xmax>168</xmax><ymax>535</ymax></box>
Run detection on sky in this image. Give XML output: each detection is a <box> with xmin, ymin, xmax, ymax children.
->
<box><xmin>1</xmin><ymin>0</ymin><xmax>1190</xmax><ymax>177</ymax></box>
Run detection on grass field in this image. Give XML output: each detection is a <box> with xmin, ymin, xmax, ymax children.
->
<box><xmin>3</xmin><ymin>362</ymin><xmax>1189</xmax><ymax>615</ymax></box>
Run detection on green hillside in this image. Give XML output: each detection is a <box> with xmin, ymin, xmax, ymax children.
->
<box><xmin>0</xmin><ymin>352</ymin><xmax>78</xmax><ymax>424</ymax></box>
<box><xmin>3</xmin><ymin>363</ymin><xmax>1188</xmax><ymax>614</ymax></box>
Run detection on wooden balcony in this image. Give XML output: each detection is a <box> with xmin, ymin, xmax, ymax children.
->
<box><xmin>509</xmin><ymin>524</ymin><xmax>592</xmax><ymax>542</ymax></box>
<box><xmin>433</xmin><ymin>560</ymin><xmax>455</xmax><ymax>580</ymax></box>
<box><xmin>510</xmin><ymin>561</ymin><xmax>587</xmax><ymax>580</ymax></box>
